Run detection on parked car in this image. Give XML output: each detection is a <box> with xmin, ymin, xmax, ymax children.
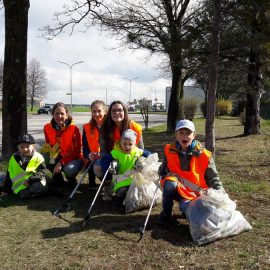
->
<box><xmin>37</xmin><ymin>105</ymin><xmax>52</xmax><ymax>114</ymax></box>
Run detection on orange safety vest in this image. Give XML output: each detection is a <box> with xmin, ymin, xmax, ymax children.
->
<box><xmin>161</xmin><ymin>143</ymin><xmax>211</xmax><ymax>200</ymax></box>
<box><xmin>113</xmin><ymin>120</ymin><xmax>142</xmax><ymax>145</ymax></box>
<box><xmin>83</xmin><ymin>122</ymin><xmax>100</xmax><ymax>153</ymax></box>
<box><xmin>44</xmin><ymin>123</ymin><xmax>81</xmax><ymax>158</ymax></box>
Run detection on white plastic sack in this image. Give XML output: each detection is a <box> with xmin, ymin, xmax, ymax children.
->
<box><xmin>125</xmin><ymin>172</ymin><xmax>162</xmax><ymax>213</ymax></box>
<box><xmin>186</xmin><ymin>189</ymin><xmax>252</xmax><ymax>245</ymax></box>
<box><xmin>140</xmin><ymin>153</ymin><xmax>162</xmax><ymax>183</ymax></box>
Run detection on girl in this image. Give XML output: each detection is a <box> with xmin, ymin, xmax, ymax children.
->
<box><xmin>82</xmin><ymin>100</ymin><xmax>107</xmax><ymax>188</ymax></box>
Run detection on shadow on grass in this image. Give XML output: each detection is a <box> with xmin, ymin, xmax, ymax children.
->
<box><xmin>40</xmin><ymin>212</ymin><xmax>193</xmax><ymax>247</ymax></box>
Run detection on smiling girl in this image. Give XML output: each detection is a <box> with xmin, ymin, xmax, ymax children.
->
<box><xmin>43</xmin><ymin>102</ymin><xmax>83</xmax><ymax>187</ymax></box>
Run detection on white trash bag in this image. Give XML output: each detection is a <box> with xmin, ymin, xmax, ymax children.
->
<box><xmin>186</xmin><ymin>188</ymin><xmax>252</xmax><ymax>245</ymax></box>
<box><xmin>125</xmin><ymin>153</ymin><xmax>162</xmax><ymax>213</ymax></box>
<box><xmin>125</xmin><ymin>172</ymin><xmax>162</xmax><ymax>213</ymax></box>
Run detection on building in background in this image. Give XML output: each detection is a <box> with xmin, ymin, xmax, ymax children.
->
<box><xmin>165</xmin><ymin>85</ymin><xmax>205</xmax><ymax>111</ymax></box>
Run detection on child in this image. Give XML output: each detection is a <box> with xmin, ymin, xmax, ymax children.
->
<box><xmin>100</xmin><ymin>129</ymin><xmax>150</xmax><ymax>211</ymax></box>
<box><xmin>158</xmin><ymin>119</ymin><xmax>224</xmax><ymax>225</ymax></box>
<box><xmin>4</xmin><ymin>134</ymin><xmax>53</xmax><ymax>199</ymax></box>
<box><xmin>82</xmin><ymin>100</ymin><xmax>107</xmax><ymax>188</ymax></box>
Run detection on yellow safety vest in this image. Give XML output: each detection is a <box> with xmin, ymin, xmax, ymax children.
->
<box><xmin>111</xmin><ymin>145</ymin><xmax>143</xmax><ymax>192</ymax></box>
<box><xmin>8</xmin><ymin>152</ymin><xmax>44</xmax><ymax>195</ymax></box>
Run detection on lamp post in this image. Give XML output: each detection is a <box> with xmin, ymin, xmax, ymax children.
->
<box><xmin>123</xmin><ymin>76</ymin><xmax>137</xmax><ymax>105</ymax></box>
<box><xmin>58</xmin><ymin>60</ymin><xmax>84</xmax><ymax>110</ymax></box>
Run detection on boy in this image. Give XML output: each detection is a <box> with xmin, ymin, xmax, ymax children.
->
<box><xmin>158</xmin><ymin>119</ymin><xmax>224</xmax><ymax>225</ymax></box>
<box><xmin>4</xmin><ymin>134</ymin><xmax>55</xmax><ymax>199</ymax></box>
<box><xmin>100</xmin><ymin>129</ymin><xmax>150</xmax><ymax>210</ymax></box>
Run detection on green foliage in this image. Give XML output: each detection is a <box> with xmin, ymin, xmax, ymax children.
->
<box><xmin>179</xmin><ymin>98</ymin><xmax>198</xmax><ymax>121</ymax></box>
<box><xmin>216</xmin><ymin>99</ymin><xmax>232</xmax><ymax>116</ymax></box>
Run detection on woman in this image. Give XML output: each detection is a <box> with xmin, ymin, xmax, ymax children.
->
<box><xmin>95</xmin><ymin>101</ymin><xmax>144</xmax><ymax>181</ymax></box>
<box><xmin>43</xmin><ymin>102</ymin><xmax>83</xmax><ymax>187</ymax></box>
<box><xmin>82</xmin><ymin>100</ymin><xmax>107</xmax><ymax>188</ymax></box>
<box><xmin>100</xmin><ymin>100</ymin><xmax>144</xmax><ymax>155</ymax></box>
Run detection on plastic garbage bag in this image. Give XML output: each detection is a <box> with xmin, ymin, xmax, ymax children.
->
<box><xmin>186</xmin><ymin>188</ymin><xmax>252</xmax><ymax>245</ymax></box>
<box><xmin>140</xmin><ymin>153</ymin><xmax>162</xmax><ymax>183</ymax></box>
<box><xmin>125</xmin><ymin>171</ymin><xmax>162</xmax><ymax>213</ymax></box>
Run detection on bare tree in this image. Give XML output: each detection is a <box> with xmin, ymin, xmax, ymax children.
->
<box><xmin>2</xmin><ymin>0</ymin><xmax>29</xmax><ymax>160</ymax></box>
<box><xmin>27</xmin><ymin>58</ymin><xmax>47</xmax><ymax>111</ymax></box>
<box><xmin>139</xmin><ymin>98</ymin><xmax>151</xmax><ymax>130</ymax></box>
<box><xmin>42</xmin><ymin>0</ymin><xmax>205</xmax><ymax>132</ymax></box>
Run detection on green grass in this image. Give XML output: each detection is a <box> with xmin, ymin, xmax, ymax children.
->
<box><xmin>0</xmin><ymin>116</ymin><xmax>270</xmax><ymax>270</ymax></box>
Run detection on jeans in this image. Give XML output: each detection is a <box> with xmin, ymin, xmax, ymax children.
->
<box><xmin>162</xmin><ymin>180</ymin><xmax>190</xmax><ymax>216</ymax></box>
<box><xmin>62</xmin><ymin>159</ymin><xmax>83</xmax><ymax>178</ymax></box>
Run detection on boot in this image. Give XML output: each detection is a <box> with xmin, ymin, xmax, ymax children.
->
<box><xmin>88</xmin><ymin>168</ymin><xmax>97</xmax><ymax>189</ymax></box>
<box><xmin>52</xmin><ymin>173</ymin><xmax>65</xmax><ymax>188</ymax></box>
<box><xmin>113</xmin><ymin>196</ymin><xmax>125</xmax><ymax>214</ymax></box>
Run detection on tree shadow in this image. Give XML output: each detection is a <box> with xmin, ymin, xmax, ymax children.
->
<box><xmin>40</xmin><ymin>206</ymin><xmax>194</xmax><ymax>247</ymax></box>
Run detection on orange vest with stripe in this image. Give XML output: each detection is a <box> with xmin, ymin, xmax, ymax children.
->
<box><xmin>113</xmin><ymin>120</ymin><xmax>142</xmax><ymax>145</ymax></box>
<box><xmin>83</xmin><ymin>122</ymin><xmax>100</xmax><ymax>153</ymax></box>
<box><xmin>163</xmin><ymin>143</ymin><xmax>211</xmax><ymax>200</ymax></box>
<box><xmin>44</xmin><ymin>123</ymin><xmax>80</xmax><ymax>158</ymax></box>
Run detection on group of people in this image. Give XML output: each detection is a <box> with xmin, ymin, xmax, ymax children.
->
<box><xmin>1</xmin><ymin>99</ymin><xmax>224</xmax><ymax>224</ymax></box>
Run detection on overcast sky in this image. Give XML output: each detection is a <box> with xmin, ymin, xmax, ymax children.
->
<box><xmin>0</xmin><ymin>0</ymin><xmax>172</xmax><ymax>106</ymax></box>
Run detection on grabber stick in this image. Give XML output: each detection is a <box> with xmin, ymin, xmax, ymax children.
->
<box><xmin>81</xmin><ymin>167</ymin><xmax>110</xmax><ymax>229</ymax></box>
<box><xmin>52</xmin><ymin>161</ymin><xmax>93</xmax><ymax>217</ymax></box>
<box><xmin>138</xmin><ymin>184</ymin><xmax>160</xmax><ymax>242</ymax></box>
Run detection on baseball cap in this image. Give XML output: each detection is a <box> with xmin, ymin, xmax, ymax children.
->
<box><xmin>175</xmin><ymin>119</ymin><xmax>195</xmax><ymax>132</ymax></box>
<box><xmin>121</xmin><ymin>129</ymin><xmax>137</xmax><ymax>143</ymax></box>
<box><xmin>17</xmin><ymin>133</ymin><xmax>35</xmax><ymax>145</ymax></box>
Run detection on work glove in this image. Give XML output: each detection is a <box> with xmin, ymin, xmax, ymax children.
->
<box><xmin>49</xmin><ymin>143</ymin><xmax>61</xmax><ymax>164</ymax></box>
<box><xmin>108</xmin><ymin>160</ymin><xmax>119</xmax><ymax>175</ymax></box>
<box><xmin>135</xmin><ymin>156</ymin><xmax>146</xmax><ymax>172</ymax></box>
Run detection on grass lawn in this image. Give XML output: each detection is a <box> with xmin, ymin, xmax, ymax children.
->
<box><xmin>0</xmin><ymin>117</ymin><xmax>269</xmax><ymax>270</ymax></box>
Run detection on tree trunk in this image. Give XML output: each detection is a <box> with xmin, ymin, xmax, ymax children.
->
<box><xmin>244</xmin><ymin>17</ymin><xmax>262</xmax><ymax>136</ymax></box>
<box><xmin>167</xmin><ymin>62</ymin><xmax>183</xmax><ymax>132</ymax></box>
<box><xmin>2</xmin><ymin>0</ymin><xmax>29</xmax><ymax>160</ymax></box>
<box><xmin>205</xmin><ymin>0</ymin><xmax>220</xmax><ymax>154</ymax></box>
<box><xmin>244</xmin><ymin>91</ymin><xmax>260</xmax><ymax>135</ymax></box>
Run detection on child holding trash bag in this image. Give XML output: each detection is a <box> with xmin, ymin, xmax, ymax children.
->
<box><xmin>3</xmin><ymin>134</ymin><xmax>60</xmax><ymax>199</ymax></box>
<box><xmin>99</xmin><ymin>129</ymin><xmax>150</xmax><ymax>212</ymax></box>
<box><xmin>157</xmin><ymin>119</ymin><xmax>224</xmax><ymax>225</ymax></box>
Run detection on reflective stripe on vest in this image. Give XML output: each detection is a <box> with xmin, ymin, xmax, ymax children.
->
<box><xmin>44</xmin><ymin>122</ymin><xmax>77</xmax><ymax>158</ymax></box>
<box><xmin>164</xmin><ymin>143</ymin><xmax>211</xmax><ymax>200</ymax></box>
<box><xmin>111</xmin><ymin>146</ymin><xmax>143</xmax><ymax>192</ymax></box>
<box><xmin>8</xmin><ymin>152</ymin><xmax>44</xmax><ymax>194</ymax></box>
<box><xmin>113</xmin><ymin>121</ymin><xmax>142</xmax><ymax>145</ymax></box>
<box><xmin>83</xmin><ymin>123</ymin><xmax>100</xmax><ymax>153</ymax></box>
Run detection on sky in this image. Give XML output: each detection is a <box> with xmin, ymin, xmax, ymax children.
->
<box><xmin>0</xmin><ymin>0</ymin><xmax>172</xmax><ymax>106</ymax></box>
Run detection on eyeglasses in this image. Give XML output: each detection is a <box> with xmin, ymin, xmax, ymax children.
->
<box><xmin>112</xmin><ymin>109</ymin><xmax>124</xmax><ymax>114</ymax></box>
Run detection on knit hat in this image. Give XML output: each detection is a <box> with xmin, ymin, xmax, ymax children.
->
<box><xmin>17</xmin><ymin>134</ymin><xmax>35</xmax><ymax>145</ymax></box>
<box><xmin>175</xmin><ymin>119</ymin><xmax>195</xmax><ymax>132</ymax></box>
<box><xmin>121</xmin><ymin>129</ymin><xmax>137</xmax><ymax>143</ymax></box>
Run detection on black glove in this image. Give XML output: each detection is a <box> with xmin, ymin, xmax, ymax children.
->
<box><xmin>108</xmin><ymin>160</ymin><xmax>119</xmax><ymax>175</ymax></box>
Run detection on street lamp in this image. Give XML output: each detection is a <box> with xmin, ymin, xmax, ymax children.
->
<box><xmin>58</xmin><ymin>60</ymin><xmax>84</xmax><ymax>110</ymax></box>
<box><xmin>123</xmin><ymin>76</ymin><xmax>138</xmax><ymax>104</ymax></box>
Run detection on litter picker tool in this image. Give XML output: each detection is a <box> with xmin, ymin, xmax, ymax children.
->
<box><xmin>138</xmin><ymin>184</ymin><xmax>160</xmax><ymax>242</ymax></box>
<box><xmin>52</xmin><ymin>161</ymin><xmax>93</xmax><ymax>217</ymax></box>
<box><xmin>81</xmin><ymin>166</ymin><xmax>110</xmax><ymax>229</ymax></box>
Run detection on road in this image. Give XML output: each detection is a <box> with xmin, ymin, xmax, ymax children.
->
<box><xmin>0</xmin><ymin>112</ymin><xmax>167</xmax><ymax>147</ymax></box>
